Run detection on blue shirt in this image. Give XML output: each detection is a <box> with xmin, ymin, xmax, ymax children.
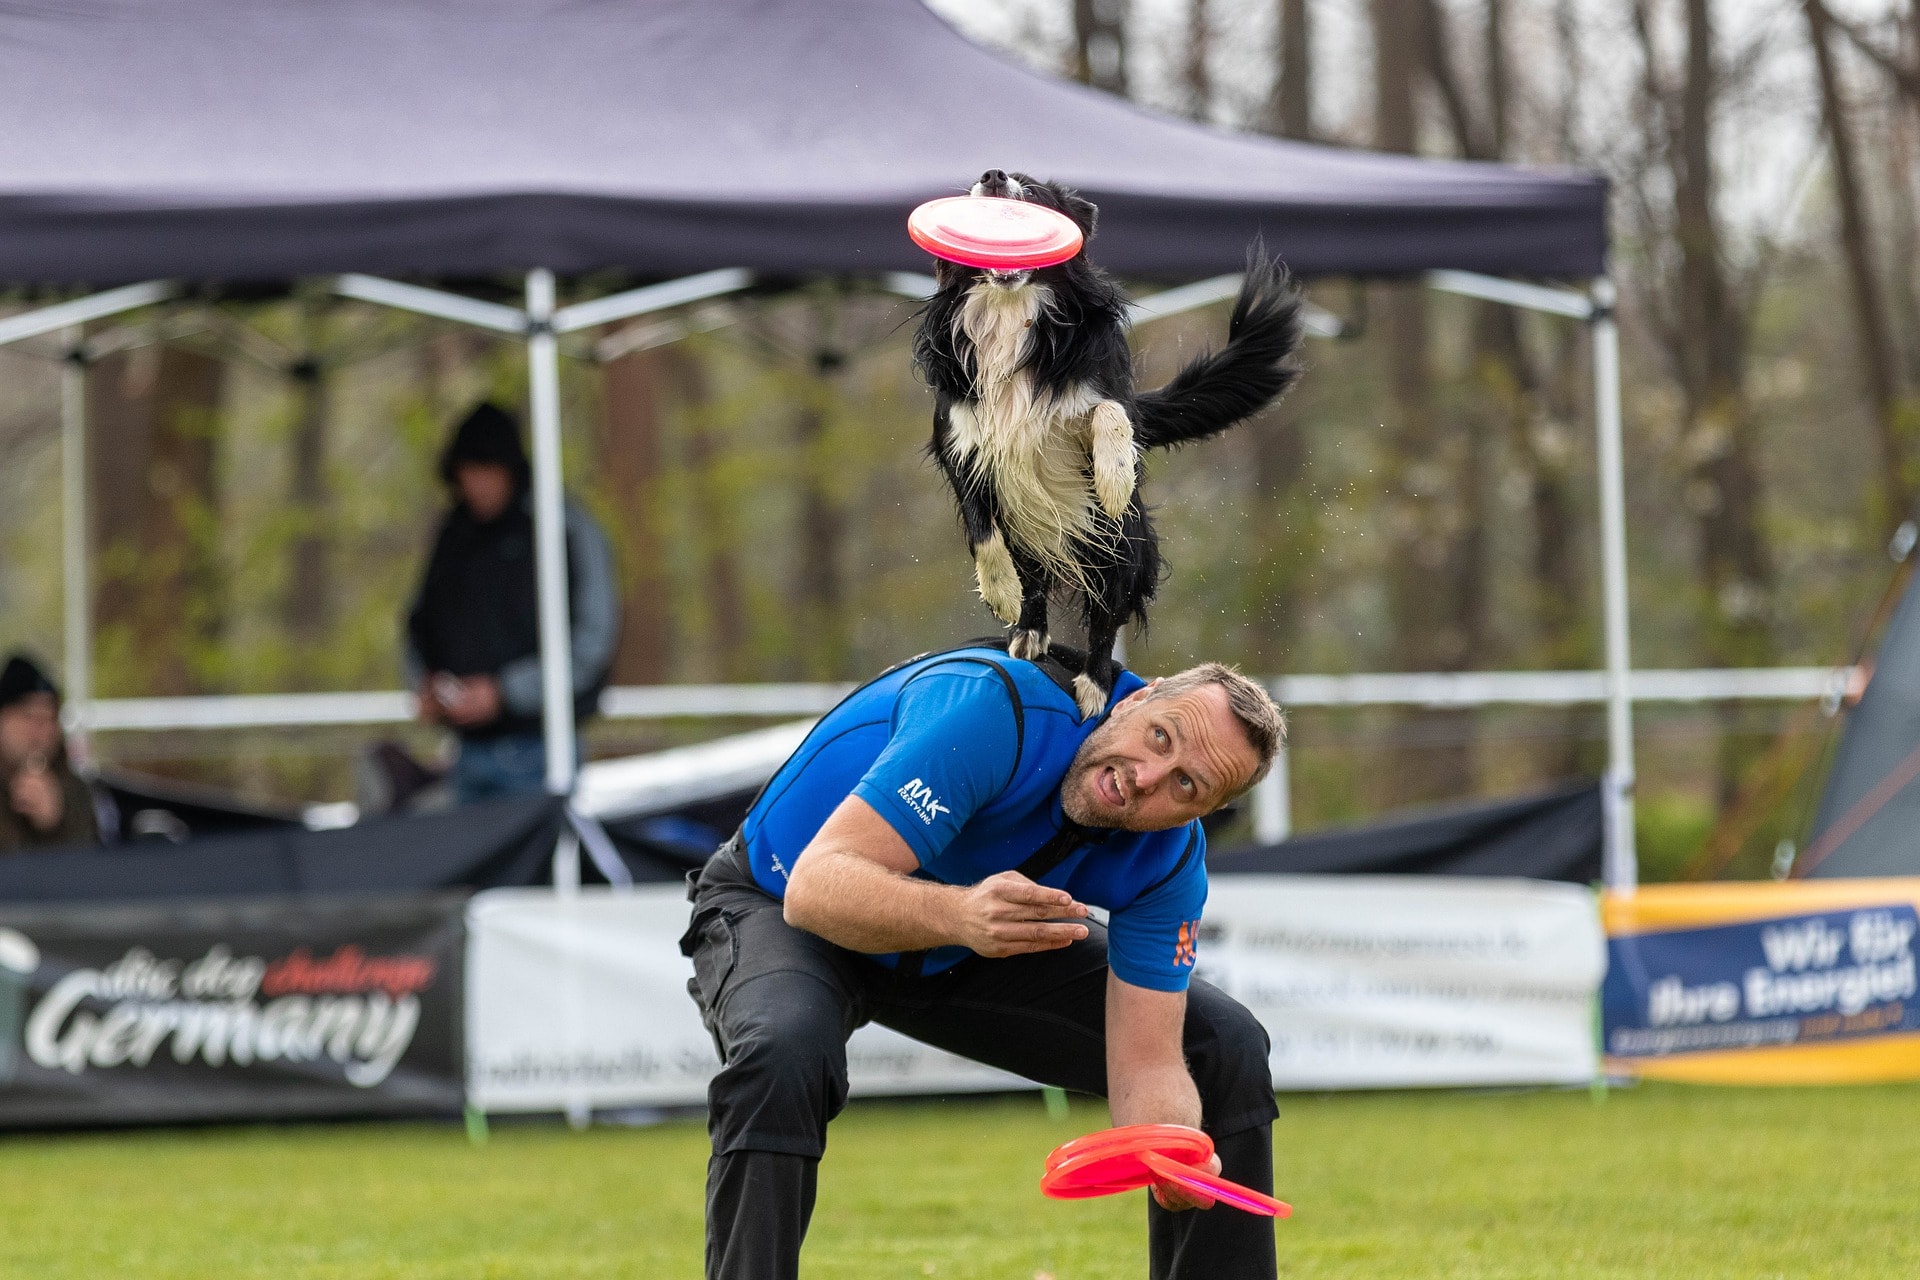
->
<box><xmin>744</xmin><ymin>647</ymin><xmax>1208</xmax><ymax>992</ymax></box>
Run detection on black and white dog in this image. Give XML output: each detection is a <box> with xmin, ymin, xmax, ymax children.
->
<box><xmin>913</xmin><ymin>169</ymin><xmax>1305</xmax><ymax>716</ymax></box>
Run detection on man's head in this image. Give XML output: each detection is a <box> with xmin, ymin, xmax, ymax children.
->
<box><xmin>0</xmin><ymin>655</ymin><xmax>62</xmax><ymax>767</ymax></box>
<box><xmin>438</xmin><ymin>401</ymin><xmax>529</xmax><ymax>523</ymax></box>
<box><xmin>1061</xmin><ymin>664</ymin><xmax>1284</xmax><ymax>832</ymax></box>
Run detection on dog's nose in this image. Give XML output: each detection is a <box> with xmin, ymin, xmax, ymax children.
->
<box><xmin>980</xmin><ymin>169</ymin><xmax>1008</xmax><ymax>188</ymax></box>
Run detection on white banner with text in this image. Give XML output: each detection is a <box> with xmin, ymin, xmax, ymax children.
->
<box><xmin>1195</xmin><ymin>875</ymin><xmax>1604</xmax><ymax>1089</ymax></box>
<box><xmin>465</xmin><ymin>887</ymin><xmax>1025</xmax><ymax>1113</ymax></box>
<box><xmin>465</xmin><ymin>875</ymin><xmax>1605</xmax><ymax>1112</ymax></box>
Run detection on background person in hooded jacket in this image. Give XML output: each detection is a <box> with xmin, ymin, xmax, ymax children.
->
<box><xmin>404</xmin><ymin>402</ymin><xmax>619</xmax><ymax>804</ymax></box>
<box><xmin>0</xmin><ymin>653</ymin><xmax>100</xmax><ymax>853</ymax></box>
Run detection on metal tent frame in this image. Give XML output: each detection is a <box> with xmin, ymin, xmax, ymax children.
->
<box><xmin>0</xmin><ymin>262</ymin><xmax>1643</xmax><ymax>889</ymax></box>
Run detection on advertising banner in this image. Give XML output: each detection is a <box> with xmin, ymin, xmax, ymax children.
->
<box><xmin>465</xmin><ymin>888</ymin><xmax>1026</xmax><ymax>1113</ymax></box>
<box><xmin>0</xmin><ymin>895</ymin><xmax>465</xmax><ymax>1127</ymax></box>
<box><xmin>1603</xmin><ymin>879</ymin><xmax>1920</xmax><ymax>1084</ymax></box>
<box><xmin>466</xmin><ymin>878</ymin><xmax>1605</xmax><ymax>1108</ymax></box>
<box><xmin>1198</xmin><ymin>875</ymin><xmax>1605</xmax><ymax>1088</ymax></box>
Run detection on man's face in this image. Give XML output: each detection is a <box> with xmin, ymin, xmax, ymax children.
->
<box><xmin>0</xmin><ymin>693</ymin><xmax>60</xmax><ymax>765</ymax></box>
<box><xmin>455</xmin><ymin>462</ymin><xmax>515</xmax><ymax>523</ymax></box>
<box><xmin>1061</xmin><ymin>682</ymin><xmax>1260</xmax><ymax>831</ymax></box>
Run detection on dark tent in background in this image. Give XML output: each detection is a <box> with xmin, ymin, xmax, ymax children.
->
<box><xmin>0</xmin><ymin>0</ymin><xmax>1604</xmax><ymax>283</ymax></box>
<box><xmin>1804</xmin><ymin>575</ymin><xmax>1920</xmax><ymax>877</ymax></box>
<box><xmin>1210</xmin><ymin>781</ymin><xmax>1603</xmax><ymax>884</ymax></box>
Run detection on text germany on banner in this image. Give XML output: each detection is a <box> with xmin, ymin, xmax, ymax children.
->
<box><xmin>0</xmin><ymin>894</ymin><xmax>466</xmax><ymax>1127</ymax></box>
<box><xmin>1602</xmin><ymin>879</ymin><xmax>1920</xmax><ymax>1084</ymax></box>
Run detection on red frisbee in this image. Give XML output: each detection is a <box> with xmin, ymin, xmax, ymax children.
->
<box><xmin>908</xmin><ymin>195</ymin><xmax>1084</xmax><ymax>269</ymax></box>
<box><xmin>1040</xmin><ymin>1124</ymin><xmax>1292</xmax><ymax>1219</ymax></box>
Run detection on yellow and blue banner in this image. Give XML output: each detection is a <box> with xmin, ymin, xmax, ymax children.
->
<box><xmin>1602</xmin><ymin>879</ymin><xmax>1920</xmax><ymax>1084</ymax></box>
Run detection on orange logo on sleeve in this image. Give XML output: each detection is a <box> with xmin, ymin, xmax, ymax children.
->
<box><xmin>1173</xmin><ymin>920</ymin><xmax>1199</xmax><ymax>968</ymax></box>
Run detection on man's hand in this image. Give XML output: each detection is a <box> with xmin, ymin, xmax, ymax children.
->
<box><xmin>1150</xmin><ymin>1152</ymin><xmax>1223</xmax><ymax>1212</ymax></box>
<box><xmin>10</xmin><ymin>762</ymin><xmax>64</xmax><ymax>832</ymax></box>
<box><xmin>956</xmin><ymin>871</ymin><xmax>1090</xmax><ymax>958</ymax></box>
<box><xmin>443</xmin><ymin>675</ymin><xmax>503</xmax><ymax>728</ymax></box>
<box><xmin>416</xmin><ymin>674</ymin><xmax>447</xmax><ymax>724</ymax></box>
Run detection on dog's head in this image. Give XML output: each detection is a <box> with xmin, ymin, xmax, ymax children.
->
<box><xmin>933</xmin><ymin>169</ymin><xmax>1098</xmax><ymax>293</ymax></box>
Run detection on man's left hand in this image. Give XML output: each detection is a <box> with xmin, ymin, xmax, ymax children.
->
<box><xmin>444</xmin><ymin>675</ymin><xmax>503</xmax><ymax>727</ymax></box>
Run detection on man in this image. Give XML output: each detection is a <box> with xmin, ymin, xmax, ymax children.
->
<box><xmin>405</xmin><ymin>402</ymin><xmax>619</xmax><ymax>803</ymax></box>
<box><xmin>681</xmin><ymin>641</ymin><xmax>1285</xmax><ymax>1280</ymax></box>
<box><xmin>0</xmin><ymin>654</ymin><xmax>99</xmax><ymax>853</ymax></box>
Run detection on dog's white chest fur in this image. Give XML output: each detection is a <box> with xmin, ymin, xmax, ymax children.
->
<box><xmin>946</xmin><ymin>284</ymin><xmax>1109</xmax><ymax>588</ymax></box>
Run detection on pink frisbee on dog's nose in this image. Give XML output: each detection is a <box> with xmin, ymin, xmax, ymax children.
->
<box><xmin>908</xmin><ymin>196</ymin><xmax>1084</xmax><ymax>269</ymax></box>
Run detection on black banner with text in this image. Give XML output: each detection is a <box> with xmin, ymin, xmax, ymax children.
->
<box><xmin>0</xmin><ymin>894</ymin><xmax>465</xmax><ymax>1128</ymax></box>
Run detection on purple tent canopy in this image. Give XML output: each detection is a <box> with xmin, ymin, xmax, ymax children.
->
<box><xmin>0</xmin><ymin>0</ymin><xmax>1606</xmax><ymax>285</ymax></box>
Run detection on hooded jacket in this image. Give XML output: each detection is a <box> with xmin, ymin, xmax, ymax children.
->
<box><xmin>404</xmin><ymin>404</ymin><xmax>620</xmax><ymax>739</ymax></box>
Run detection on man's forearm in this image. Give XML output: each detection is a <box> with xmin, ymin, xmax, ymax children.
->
<box><xmin>782</xmin><ymin>797</ymin><xmax>1090</xmax><ymax>959</ymax></box>
<box><xmin>1105</xmin><ymin>974</ymin><xmax>1203</xmax><ymax>1129</ymax></box>
<box><xmin>1108</xmin><ymin>1060</ymin><xmax>1204</xmax><ymax>1131</ymax></box>
<box><xmin>783</xmin><ymin>846</ymin><xmax>967</xmax><ymax>953</ymax></box>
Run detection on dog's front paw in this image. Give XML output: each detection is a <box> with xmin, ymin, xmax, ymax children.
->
<box><xmin>1072</xmin><ymin>672</ymin><xmax>1111</xmax><ymax>719</ymax></box>
<box><xmin>1090</xmin><ymin>401</ymin><xmax>1136</xmax><ymax>521</ymax></box>
<box><xmin>973</xmin><ymin>531</ymin><xmax>1022</xmax><ymax>624</ymax></box>
<box><xmin>1009</xmin><ymin>628</ymin><xmax>1050</xmax><ymax>661</ymax></box>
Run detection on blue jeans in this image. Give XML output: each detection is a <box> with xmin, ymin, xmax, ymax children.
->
<box><xmin>453</xmin><ymin>733</ymin><xmax>549</xmax><ymax>805</ymax></box>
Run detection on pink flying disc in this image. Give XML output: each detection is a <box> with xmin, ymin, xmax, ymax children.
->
<box><xmin>1040</xmin><ymin>1124</ymin><xmax>1291</xmax><ymax>1218</ymax></box>
<box><xmin>908</xmin><ymin>196</ymin><xmax>1084</xmax><ymax>269</ymax></box>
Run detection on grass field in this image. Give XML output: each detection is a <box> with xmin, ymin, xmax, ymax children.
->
<box><xmin>1</xmin><ymin>1083</ymin><xmax>1916</xmax><ymax>1278</ymax></box>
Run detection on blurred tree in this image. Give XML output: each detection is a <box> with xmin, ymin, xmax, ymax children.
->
<box><xmin>1184</xmin><ymin>0</ymin><xmax>1213</xmax><ymax>120</ymax></box>
<box><xmin>89</xmin><ymin>341</ymin><xmax>227</xmax><ymax>697</ymax></box>
<box><xmin>1627</xmin><ymin>0</ymin><xmax>1776</xmax><ymax>809</ymax></box>
<box><xmin>1374</xmin><ymin>0</ymin><xmax>1484</xmax><ymax>803</ymax></box>
<box><xmin>1264</xmin><ymin>0</ymin><xmax>1311</xmax><ymax>139</ymax></box>
<box><xmin>281</xmin><ymin>298</ymin><xmax>334</xmax><ymax>686</ymax></box>
<box><xmin>1805</xmin><ymin>0</ymin><xmax>1912</xmax><ymax>538</ymax></box>
<box><xmin>598</xmin><ymin>344</ymin><xmax>674</xmax><ymax>683</ymax></box>
<box><xmin>1070</xmin><ymin>0</ymin><xmax>1128</xmax><ymax>95</ymax></box>
<box><xmin>793</xmin><ymin>301</ymin><xmax>852</xmax><ymax>682</ymax></box>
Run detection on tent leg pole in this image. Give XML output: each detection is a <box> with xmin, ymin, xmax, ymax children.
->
<box><xmin>1591</xmin><ymin>278</ymin><xmax>1637</xmax><ymax>894</ymax></box>
<box><xmin>525</xmin><ymin>270</ymin><xmax>582</xmax><ymax>890</ymax></box>
<box><xmin>59</xmin><ymin>330</ymin><xmax>92</xmax><ymax>761</ymax></box>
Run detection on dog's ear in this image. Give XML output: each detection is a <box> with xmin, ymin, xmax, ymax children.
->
<box><xmin>1063</xmin><ymin>192</ymin><xmax>1098</xmax><ymax>237</ymax></box>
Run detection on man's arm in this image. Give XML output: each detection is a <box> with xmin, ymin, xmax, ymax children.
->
<box><xmin>1107</xmin><ymin>973</ymin><xmax>1223</xmax><ymax>1211</ymax></box>
<box><xmin>782</xmin><ymin>796</ymin><xmax>1091</xmax><ymax>957</ymax></box>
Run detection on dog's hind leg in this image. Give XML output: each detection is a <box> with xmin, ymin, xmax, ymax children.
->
<box><xmin>1089</xmin><ymin>400</ymin><xmax>1137</xmax><ymax>521</ymax></box>
<box><xmin>934</xmin><ymin>422</ymin><xmax>1023</xmax><ymax>626</ymax></box>
<box><xmin>1008</xmin><ymin>546</ymin><xmax>1052</xmax><ymax>661</ymax></box>
<box><xmin>1077</xmin><ymin>606</ymin><xmax>1122</xmax><ymax>719</ymax></box>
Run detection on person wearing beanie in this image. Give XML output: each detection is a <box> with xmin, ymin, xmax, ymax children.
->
<box><xmin>0</xmin><ymin>653</ymin><xmax>100</xmax><ymax>852</ymax></box>
<box><xmin>404</xmin><ymin>402</ymin><xmax>620</xmax><ymax>803</ymax></box>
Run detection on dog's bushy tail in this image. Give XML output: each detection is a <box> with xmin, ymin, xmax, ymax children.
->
<box><xmin>1132</xmin><ymin>247</ymin><xmax>1303</xmax><ymax>450</ymax></box>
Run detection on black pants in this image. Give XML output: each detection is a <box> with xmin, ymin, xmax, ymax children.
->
<box><xmin>680</xmin><ymin>847</ymin><xmax>1280</xmax><ymax>1280</ymax></box>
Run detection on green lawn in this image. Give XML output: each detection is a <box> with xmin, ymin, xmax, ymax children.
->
<box><xmin>0</xmin><ymin>1084</ymin><xmax>1915</xmax><ymax>1278</ymax></box>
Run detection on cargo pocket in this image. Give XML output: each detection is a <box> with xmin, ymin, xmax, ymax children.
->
<box><xmin>681</xmin><ymin>905</ymin><xmax>739</xmax><ymax>1063</ymax></box>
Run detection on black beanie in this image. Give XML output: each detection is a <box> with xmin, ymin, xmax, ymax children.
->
<box><xmin>0</xmin><ymin>654</ymin><xmax>58</xmax><ymax>712</ymax></box>
<box><xmin>437</xmin><ymin>402</ymin><xmax>530</xmax><ymax>490</ymax></box>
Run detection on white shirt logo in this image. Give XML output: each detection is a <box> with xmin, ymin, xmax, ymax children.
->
<box><xmin>897</xmin><ymin>777</ymin><xmax>951</xmax><ymax>826</ymax></box>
